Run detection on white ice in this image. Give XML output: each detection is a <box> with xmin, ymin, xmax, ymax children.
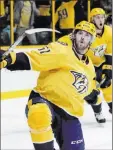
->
<box><xmin>1</xmin><ymin>98</ymin><xmax>112</xmax><ymax>150</ymax></box>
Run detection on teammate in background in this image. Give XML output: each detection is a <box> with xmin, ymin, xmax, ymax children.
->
<box><xmin>0</xmin><ymin>21</ymin><xmax>101</xmax><ymax>150</ymax></box>
<box><xmin>86</xmin><ymin>8</ymin><xmax>112</xmax><ymax>123</ymax></box>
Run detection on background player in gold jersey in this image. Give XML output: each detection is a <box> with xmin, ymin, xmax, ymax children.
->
<box><xmin>86</xmin><ymin>8</ymin><xmax>112</xmax><ymax>123</ymax></box>
<box><xmin>0</xmin><ymin>21</ymin><xmax>101</xmax><ymax>150</ymax></box>
<box><xmin>54</xmin><ymin>0</ymin><xmax>86</xmax><ymax>37</ymax></box>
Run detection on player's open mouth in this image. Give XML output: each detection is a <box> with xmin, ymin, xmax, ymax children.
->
<box><xmin>80</xmin><ymin>41</ymin><xmax>84</xmax><ymax>44</ymax></box>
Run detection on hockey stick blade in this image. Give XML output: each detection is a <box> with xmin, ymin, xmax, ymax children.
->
<box><xmin>0</xmin><ymin>28</ymin><xmax>61</xmax><ymax>61</ymax></box>
<box><xmin>25</xmin><ymin>28</ymin><xmax>61</xmax><ymax>34</ymax></box>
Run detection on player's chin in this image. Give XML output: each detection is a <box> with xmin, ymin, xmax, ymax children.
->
<box><xmin>79</xmin><ymin>46</ymin><xmax>88</xmax><ymax>53</ymax></box>
<box><xmin>77</xmin><ymin>49</ymin><xmax>87</xmax><ymax>55</ymax></box>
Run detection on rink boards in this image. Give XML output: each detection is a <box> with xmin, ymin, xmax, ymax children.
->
<box><xmin>1</xmin><ymin>69</ymin><xmax>39</xmax><ymax>100</ymax></box>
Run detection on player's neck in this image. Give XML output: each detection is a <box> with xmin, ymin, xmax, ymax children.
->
<box><xmin>74</xmin><ymin>50</ymin><xmax>83</xmax><ymax>60</ymax></box>
<box><xmin>77</xmin><ymin>53</ymin><xmax>83</xmax><ymax>60</ymax></box>
<box><xmin>96</xmin><ymin>27</ymin><xmax>104</xmax><ymax>37</ymax></box>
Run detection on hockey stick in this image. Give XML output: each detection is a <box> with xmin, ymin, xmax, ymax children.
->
<box><xmin>0</xmin><ymin>32</ymin><xmax>26</xmax><ymax>61</ymax></box>
<box><xmin>0</xmin><ymin>28</ymin><xmax>61</xmax><ymax>61</ymax></box>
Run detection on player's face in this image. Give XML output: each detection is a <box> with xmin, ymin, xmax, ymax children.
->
<box><xmin>93</xmin><ymin>14</ymin><xmax>105</xmax><ymax>30</ymax></box>
<box><xmin>74</xmin><ymin>30</ymin><xmax>92</xmax><ymax>55</ymax></box>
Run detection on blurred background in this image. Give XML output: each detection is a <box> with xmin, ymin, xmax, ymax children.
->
<box><xmin>0</xmin><ymin>0</ymin><xmax>112</xmax><ymax>46</ymax></box>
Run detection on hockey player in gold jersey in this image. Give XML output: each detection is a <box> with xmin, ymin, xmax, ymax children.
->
<box><xmin>57</xmin><ymin>8</ymin><xmax>112</xmax><ymax>124</ymax></box>
<box><xmin>86</xmin><ymin>8</ymin><xmax>112</xmax><ymax>123</ymax></box>
<box><xmin>0</xmin><ymin>21</ymin><xmax>101</xmax><ymax>150</ymax></box>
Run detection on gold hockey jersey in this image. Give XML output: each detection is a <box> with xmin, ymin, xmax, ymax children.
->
<box><xmin>54</xmin><ymin>1</ymin><xmax>77</xmax><ymax>29</ymax></box>
<box><xmin>24</xmin><ymin>41</ymin><xmax>98</xmax><ymax>117</ymax></box>
<box><xmin>86</xmin><ymin>25</ymin><xmax>112</xmax><ymax>67</ymax></box>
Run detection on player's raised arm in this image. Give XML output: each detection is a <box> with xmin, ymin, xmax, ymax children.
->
<box><xmin>0</xmin><ymin>42</ymin><xmax>68</xmax><ymax>71</ymax></box>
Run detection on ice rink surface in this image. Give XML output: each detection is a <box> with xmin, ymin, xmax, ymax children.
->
<box><xmin>1</xmin><ymin>98</ymin><xmax>112</xmax><ymax>150</ymax></box>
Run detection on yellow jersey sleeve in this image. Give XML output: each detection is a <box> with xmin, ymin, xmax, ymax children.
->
<box><xmin>25</xmin><ymin>42</ymin><xmax>68</xmax><ymax>71</ymax></box>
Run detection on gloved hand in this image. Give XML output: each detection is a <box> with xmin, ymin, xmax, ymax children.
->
<box><xmin>0</xmin><ymin>51</ymin><xmax>16</xmax><ymax>69</ymax></box>
<box><xmin>100</xmin><ymin>64</ymin><xmax>112</xmax><ymax>88</ymax></box>
<box><xmin>84</xmin><ymin>89</ymin><xmax>100</xmax><ymax>105</ymax></box>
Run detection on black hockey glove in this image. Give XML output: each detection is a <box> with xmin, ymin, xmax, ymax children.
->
<box><xmin>100</xmin><ymin>65</ymin><xmax>112</xmax><ymax>88</ymax></box>
<box><xmin>84</xmin><ymin>89</ymin><xmax>100</xmax><ymax>105</ymax></box>
<box><xmin>0</xmin><ymin>51</ymin><xmax>16</xmax><ymax>69</ymax></box>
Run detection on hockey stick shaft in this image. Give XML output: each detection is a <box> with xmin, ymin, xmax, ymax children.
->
<box><xmin>96</xmin><ymin>76</ymin><xmax>106</xmax><ymax>89</ymax></box>
<box><xmin>1</xmin><ymin>32</ymin><xmax>26</xmax><ymax>61</ymax></box>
